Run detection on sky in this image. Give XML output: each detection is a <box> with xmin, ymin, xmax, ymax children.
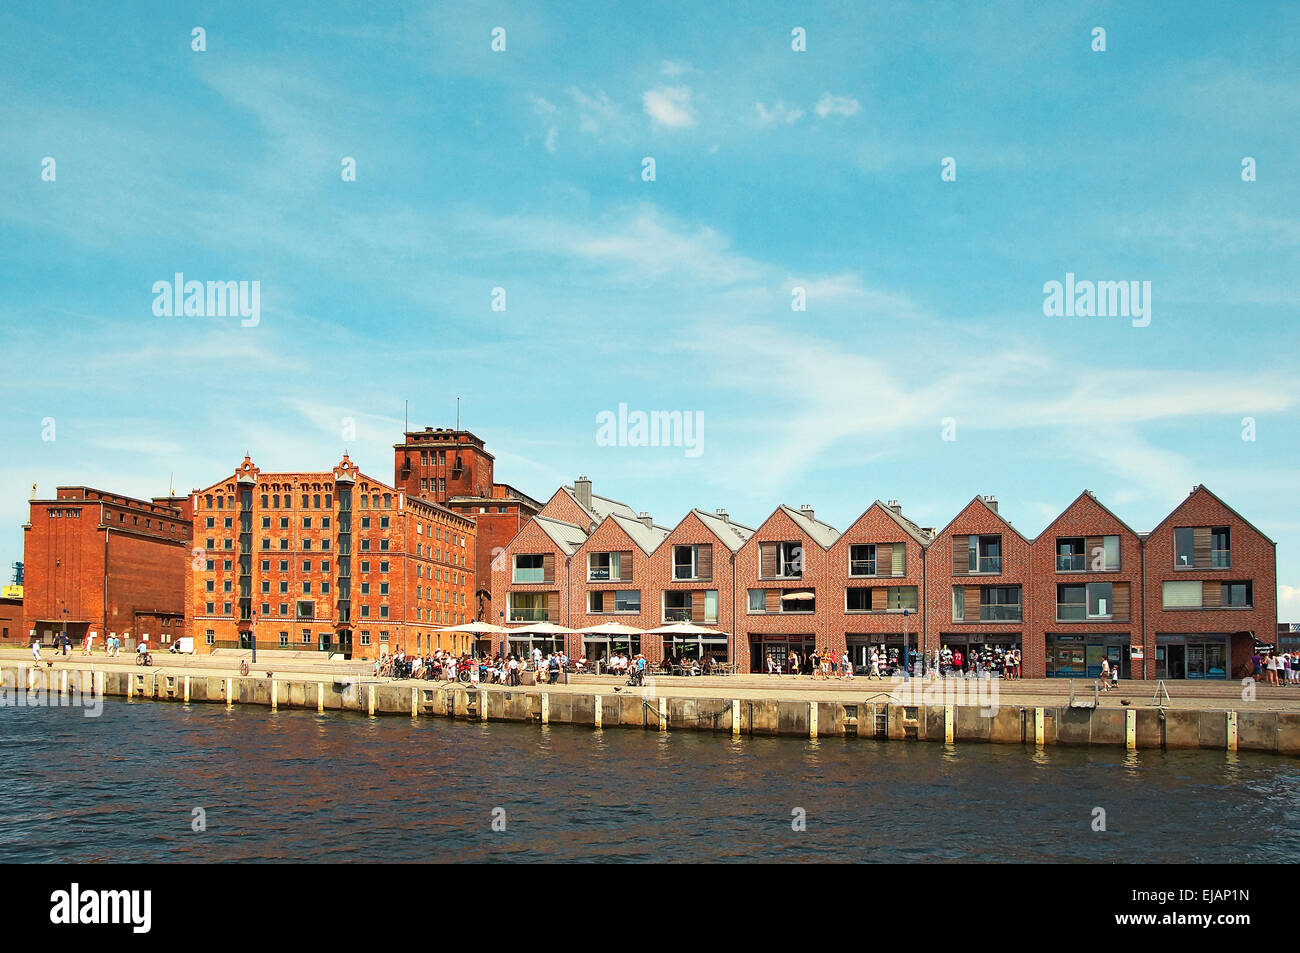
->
<box><xmin>1</xmin><ymin>1</ymin><xmax>1297</xmax><ymax>613</ymax></box>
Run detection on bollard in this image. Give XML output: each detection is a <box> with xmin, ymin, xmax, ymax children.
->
<box><xmin>367</xmin><ymin>684</ymin><xmax>376</xmax><ymax>717</ymax></box>
<box><xmin>1034</xmin><ymin>707</ymin><xmax>1045</xmax><ymax>746</ymax></box>
<box><xmin>1126</xmin><ymin>708</ymin><xmax>1136</xmax><ymax>750</ymax></box>
<box><xmin>95</xmin><ymin>670</ymin><xmax>104</xmax><ymax>699</ymax></box>
<box><xmin>594</xmin><ymin>694</ymin><xmax>602</xmax><ymax>729</ymax></box>
<box><xmin>317</xmin><ymin>682</ymin><xmax>324</xmax><ymax>713</ymax></box>
<box><xmin>271</xmin><ymin>680</ymin><xmax>278</xmax><ymax>711</ymax></box>
<box><xmin>541</xmin><ymin>693</ymin><xmax>549</xmax><ymax>725</ymax></box>
<box><xmin>127</xmin><ymin>673</ymin><xmax>134</xmax><ymax>700</ymax></box>
<box><xmin>479</xmin><ymin>690</ymin><xmax>488</xmax><ymax>722</ymax></box>
<box><xmin>732</xmin><ymin>699</ymin><xmax>741</xmax><ymax>737</ymax></box>
<box><xmin>60</xmin><ymin>670</ymin><xmax>68</xmax><ymax>695</ymax></box>
<box><xmin>809</xmin><ymin>701</ymin><xmax>818</xmax><ymax>739</ymax></box>
<box><xmin>1227</xmin><ymin>710</ymin><xmax>1238</xmax><ymax>752</ymax></box>
<box><xmin>658</xmin><ymin>696</ymin><xmax>668</xmax><ymax>732</ymax></box>
<box><xmin>225</xmin><ymin>677</ymin><xmax>234</xmax><ymax>708</ymax></box>
<box><xmin>412</xmin><ymin>687</ymin><xmax>419</xmax><ymax>718</ymax></box>
<box><xmin>183</xmin><ymin>675</ymin><xmax>190</xmax><ymax>704</ymax></box>
<box><xmin>944</xmin><ymin>704</ymin><xmax>954</xmax><ymax>744</ymax></box>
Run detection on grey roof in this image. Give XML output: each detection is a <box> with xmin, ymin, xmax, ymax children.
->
<box><xmin>562</xmin><ymin>485</ymin><xmax>638</xmax><ymax>522</ymax></box>
<box><xmin>870</xmin><ymin>501</ymin><xmax>934</xmax><ymax>547</ymax></box>
<box><xmin>778</xmin><ymin>504</ymin><xmax>841</xmax><ymax>550</ymax></box>
<box><xmin>533</xmin><ymin>515</ymin><xmax>589</xmax><ymax>556</ymax></box>
<box><xmin>608</xmin><ymin>513</ymin><xmax>673</xmax><ymax>554</ymax></box>
<box><xmin>692</xmin><ymin>508</ymin><xmax>756</xmax><ymax>552</ymax></box>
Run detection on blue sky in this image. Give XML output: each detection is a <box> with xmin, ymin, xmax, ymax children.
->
<box><xmin>2</xmin><ymin>1</ymin><xmax>1298</xmax><ymax>613</ymax></box>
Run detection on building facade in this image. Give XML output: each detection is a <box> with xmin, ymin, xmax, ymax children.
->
<box><xmin>393</xmin><ymin>427</ymin><xmax>543</xmax><ymax>623</ymax></box>
<box><xmin>22</xmin><ymin>486</ymin><xmax>192</xmax><ymax>650</ymax></box>
<box><xmin>489</xmin><ymin>481</ymin><xmax>1278</xmax><ymax>679</ymax></box>
<box><xmin>185</xmin><ymin>455</ymin><xmax>475</xmax><ymax>660</ymax></box>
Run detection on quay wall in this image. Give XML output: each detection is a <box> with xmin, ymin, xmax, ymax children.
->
<box><xmin>5</xmin><ymin>663</ymin><xmax>1299</xmax><ymax>757</ymax></box>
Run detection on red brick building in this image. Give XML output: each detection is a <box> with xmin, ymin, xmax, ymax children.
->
<box><xmin>920</xmin><ymin>496</ymin><xmax>1033</xmax><ymax>666</ymax></box>
<box><xmin>393</xmin><ymin>427</ymin><xmax>542</xmax><ymax>623</ymax></box>
<box><xmin>1142</xmin><ymin>485</ymin><xmax>1276</xmax><ymax>680</ymax></box>
<box><xmin>186</xmin><ymin>455</ymin><xmax>475</xmax><ymax>660</ymax></box>
<box><xmin>1027</xmin><ymin>490</ymin><xmax>1145</xmax><ymax>679</ymax></box>
<box><xmin>827</xmin><ymin>501</ymin><xmax>932</xmax><ymax>673</ymax></box>
<box><xmin>489</xmin><ymin>478</ymin><xmax>1278</xmax><ymax>680</ymax></box>
<box><xmin>734</xmin><ymin>504</ymin><xmax>841</xmax><ymax>673</ymax></box>
<box><xmin>22</xmin><ymin>486</ymin><xmax>192</xmax><ymax>650</ymax></box>
<box><xmin>0</xmin><ymin>596</ymin><xmax>24</xmax><ymax>646</ymax></box>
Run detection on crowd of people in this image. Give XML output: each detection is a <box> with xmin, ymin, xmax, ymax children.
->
<box><xmin>763</xmin><ymin>644</ymin><xmax>1023</xmax><ymax>679</ymax></box>
<box><xmin>1253</xmin><ymin>649</ymin><xmax>1300</xmax><ymax>686</ymax></box>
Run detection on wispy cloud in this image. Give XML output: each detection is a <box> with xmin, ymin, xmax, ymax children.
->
<box><xmin>815</xmin><ymin>92</ymin><xmax>861</xmax><ymax>118</ymax></box>
<box><xmin>754</xmin><ymin>100</ymin><xmax>804</xmax><ymax>125</ymax></box>
<box><xmin>643</xmin><ymin>85</ymin><xmax>696</xmax><ymax>127</ymax></box>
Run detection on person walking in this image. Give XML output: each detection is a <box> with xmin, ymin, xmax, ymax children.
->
<box><xmin>31</xmin><ymin>637</ymin><xmax>41</xmax><ymax>663</ymax></box>
<box><xmin>1099</xmin><ymin>657</ymin><xmax>1111</xmax><ymax>692</ymax></box>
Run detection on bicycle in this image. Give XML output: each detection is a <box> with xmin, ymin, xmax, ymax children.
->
<box><xmin>135</xmin><ymin>652</ymin><xmax>154</xmax><ymax>667</ymax></box>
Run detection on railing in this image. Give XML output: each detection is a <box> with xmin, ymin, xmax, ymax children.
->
<box><xmin>1056</xmin><ymin>603</ymin><xmax>1086</xmax><ymax>621</ymax></box>
<box><xmin>673</xmin><ymin>565</ymin><xmax>695</xmax><ymax>580</ymax></box>
<box><xmin>663</xmin><ymin>608</ymin><xmax>692</xmax><ymax>622</ymax></box>
<box><xmin>1056</xmin><ymin>554</ymin><xmax>1085</xmax><ymax>572</ymax></box>
<box><xmin>1210</xmin><ymin>549</ymin><xmax>1231</xmax><ymax>568</ymax></box>
<box><xmin>778</xmin><ymin>566</ymin><xmax>802</xmax><ymax>578</ymax></box>
<box><xmin>977</xmin><ymin>556</ymin><xmax>1002</xmax><ymax>573</ymax></box>
<box><xmin>512</xmin><ymin>569</ymin><xmax>545</xmax><ymax>584</ymax></box>
<box><xmin>849</xmin><ymin>560</ymin><xmax>876</xmax><ymax>576</ymax></box>
<box><xmin>508</xmin><ymin>608</ymin><xmax>549</xmax><ymax>622</ymax></box>
<box><xmin>979</xmin><ymin>605</ymin><xmax>1021</xmax><ymax>622</ymax></box>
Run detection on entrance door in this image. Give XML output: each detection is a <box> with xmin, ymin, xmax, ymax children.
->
<box><xmin>337</xmin><ymin>629</ymin><xmax>352</xmax><ymax>660</ymax></box>
<box><xmin>1106</xmin><ymin>644</ymin><xmax>1124</xmax><ymax>679</ymax></box>
<box><xmin>1167</xmin><ymin>644</ymin><xmax>1187</xmax><ymax>679</ymax></box>
<box><xmin>239</xmin><ymin>630</ymin><xmax>253</xmax><ymax>650</ymax></box>
<box><xmin>318</xmin><ymin>631</ymin><xmax>333</xmax><ymax>654</ymax></box>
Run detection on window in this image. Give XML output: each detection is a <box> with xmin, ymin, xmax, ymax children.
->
<box><xmin>1162</xmin><ymin>580</ymin><xmax>1202</xmax><ymax>608</ymax></box>
<box><xmin>849</xmin><ymin>544</ymin><xmax>876</xmax><ymax>576</ymax></box>
<box><xmin>589</xmin><ymin>552</ymin><xmax>621</xmax><ymax>581</ymax></box>
<box><xmin>1211</xmin><ymin>527</ymin><xmax>1231</xmax><ymax>568</ymax></box>
<box><xmin>279</xmin><ymin>631</ymin><xmax>289</xmax><ymax>648</ymax></box>
<box><xmin>888</xmin><ymin>586</ymin><xmax>918</xmax><ymax>611</ymax></box>
<box><xmin>703</xmin><ymin>590</ymin><xmax>718</xmax><ymax>623</ymax></box>
<box><xmin>673</xmin><ymin>545</ymin><xmax>698</xmax><ymax>580</ymax></box>
<box><xmin>970</xmin><ymin>536</ymin><xmax>1001</xmax><ymax>573</ymax></box>
<box><xmin>952</xmin><ymin>587</ymin><xmax>964</xmax><ymax>620</ymax></box>
<box><xmin>1056</xmin><ymin>538</ymin><xmax>1084</xmax><ymax>572</ymax></box>
<box><xmin>846</xmin><ymin>588</ymin><xmax>871</xmax><ymax>612</ymax></box>
<box><xmin>663</xmin><ymin>591</ymin><xmax>691</xmax><ymax>622</ymax></box>
<box><xmin>590</xmin><ymin>590</ymin><xmax>641</xmax><ymax>613</ymax></box>
<box><xmin>205</xmin><ymin>630</ymin><xmax>215</xmax><ymax>645</ymax></box>
<box><xmin>1222</xmin><ymin>582</ymin><xmax>1252</xmax><ymax>607</ymax></box>
<box><xmin>980</xmin><ymin>586</ymin><xmax>1021</xmax><ymax>621</ymax></box>
<box><xmin>514</xmin><ymin>554</ymin><xmax>545</xmax><ymax>583</ymax></box>
<box><xmin>1174</xmin><ymin>528</ymin><xmax>1194</xmax><ymax>567</ymax></box>
<box><xmin>748</xmin><ymin>589</ymin><xmax>765</xmax><ymax>612</ymax></box>
<box><xmin>778</xmin><ymin>542</ymin><xmax>802</xmax><ymax>577</ymax></box>
<box><xmin>297</xmin><ymin>600</ymin><xmax>314</xmax><ymax>620</ymax></box>
<box><xmin>1058</xmin><ymin>584</ymin><xmax>1086</xmax><ymax>620</ymax></box>
<box><xmin>781</xmin><ymin>590</ymin><xmax>815</xmax><ymax>613</ymax></box>
<box><xmin>380</xmin><ymin>516</ymin><xmax>390</xmax><ymax>529</ymax></box>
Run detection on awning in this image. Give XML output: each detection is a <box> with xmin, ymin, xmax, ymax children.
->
<box><xmin>780</xmin><ymin>591</ymin><xmax>815</xmax><ymax>600</ymax></box>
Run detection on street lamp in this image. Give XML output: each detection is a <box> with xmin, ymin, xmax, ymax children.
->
<box><xmin>249</xmin><ymin>609</ymin><xmax>257</xmax><ymax>665</ymax></box>
<box><xmin>901</xmin><ymin>609</ymin><xmax>911</xmax><ymax>682</ymax></box>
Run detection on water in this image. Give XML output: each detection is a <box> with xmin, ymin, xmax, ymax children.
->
<box><xmin>2</xmin><ymin>699</ymin><xmax>1297</xmax><ymax>862</ymax></box>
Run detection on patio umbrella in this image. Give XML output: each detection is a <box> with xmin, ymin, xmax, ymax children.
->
<box><xmin>576</xmin><ymin>622</ymin><xmax>646</xmax><ymax>636</ymax></box>
<box><xmin>643</xmin><ymin>622</ymin><xmax>731</xmax><ymax>637</ymax></box>
<box><xmin>436</xmin><ymin>621</ymin><xmax>509</xmax><ymax>634</ymax></box>
<box><xmin>779</xmin><ymin>591</ymin><xmax>815</xmax><ymax>600</ymax></box>
<box><xmin>508</xmin><ymin>621</ymin><xmax>578</xmax><ymax>634</ymax></box>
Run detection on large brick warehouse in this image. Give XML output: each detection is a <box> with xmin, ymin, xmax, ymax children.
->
<box><xmin>492</xmin><ymin>482</ymin><xmax>1277</xmax><ymax>679</ymax></box>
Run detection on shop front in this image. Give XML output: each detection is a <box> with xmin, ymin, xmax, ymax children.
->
<box><xmin>1046</xmin><ymin>633</ymin><xmax>1131</xmax><ymax>678</ymax></box>
<box><xmin>582</xmin><ymin>634</ymin><xmax>642</xmax><ymax>666</ymax></box>
<box><xmin>1155</xmin><ymin>634</ymin><xmax>1228</xmax><ymax>680</ymax></box>
<box><xmin>939</xmin><ymin>632</ymin><xmax>1020</xmax><ymax>674</ymax></box>
<box><xmin>663</xmin><ymin>633</ymin><xmax>728</xmax><ymax>663</ymax></box>
<box><xmin>506</xmin><ymin>633</ymin><xmax>566</xmax><ymax>660</ymax></box>
<box><xmin>749</xmin><ymin>633</ymin><xmax>816</xmax><ymax>673</ymax></box>
<box><xmin>845</xmin><ymin>633</ymin><xmax>906</xmax><ymax>673</ymax></box>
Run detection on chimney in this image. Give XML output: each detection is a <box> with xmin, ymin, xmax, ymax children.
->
<box><xmin>886</xmin><ymin>499</ymin><xmax>903</xmax><ymax>515</ymax></box>
<box><xmin>715</xmin><ymin>508</ymin><xmax>729</xmax><ymax>523</ymax></box>
<box><xmin>982</xmin><ymin>495</ymin><xmax>998</xmax><ymax>513</ymax></box>
<box><xmin>574</xmin><ymin>475</ymin><xmax>593</xmax><ymax>512</ymax></box>
<box><xmin>922</xmin><ymin>527</ymin><xmax>936</xmax><ymax>539</ymax></box>
<box><xmin>799</xmin><ymin>504</ymin><xmax>815</xmax><ymax>521</ymax></box>
<box><xmin>638</xmin><ymin>511</ymin><xmax>654</xmax><ymax>529</ymax></box>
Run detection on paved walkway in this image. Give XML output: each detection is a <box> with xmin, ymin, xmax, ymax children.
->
<box><xmin>5</xmin><ymin>648</ymin><xmax>1295</xmax><ymax>712</ymax></box>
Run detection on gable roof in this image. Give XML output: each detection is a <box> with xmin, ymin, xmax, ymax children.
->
<box><xmin>776</xmin><ymin>504</ymin><xmax>841</xmax><ymax>550</ymax></box>
<box><xmin>932</xmin><ymin>495</ymin><xmax>1033</xmax><ymax>544</ymax></box>
<box><xmin>532</xmin><ymin>515</ymin><xmax>589</xmax><ymax>556</ymax></box>
<box><xmin>560</xmin><ymin>484</ymin><xmax>638</xmax><ymax>523</ymax></box>
<box><xmin>1146</xmin><ymin>484</ymin><xmax>1276</xmax><ymax>546</ymax></box>
<box><xmin>1034</xmin><ymin>489</ymin><xmax>1142</xmax><ymax>542</ymax></box>
<box><xmin>607</xmin><ymin>513</ymin><xmax>672</xmax><ymax>555</ymax></box>
<box><xmin>871</xmin><ymin>500</ymin><xmax>933</xmax><ymax>547</ymax></box>
<box><xmin>690</xmin><ymin>508</ymin><xmax>757</xmax><ymax>552</ymax></box>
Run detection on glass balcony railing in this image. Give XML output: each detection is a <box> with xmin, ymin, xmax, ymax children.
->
<box><xmin>508</xmin><ymin>607</ymin><xmax>549</xmax><ymax>623</ymax></box>
<box><xmin>1056</xmin><ymin>555</ymin><xmax>1085</xmax><ymax>572</ymax></box>
<box><xmin>673</xmin><ymin>565</ymin><xmax>695</xmax><ymax>580</ymax></box>
<box><xmin>513</xmin><ymin>568</ymin><xmax>545</xmax><ymax>584</ymax></box>
<box><xmin>1210</xmin><ymin>550</ymin><xmax>1231</xmax><ymax>569</ymax></box>
<box><xmin>979</xmin><ymin>604</ymin><xmax>1021</xmax><ymax>622</ymax></box>
<box><xmin>976</xmin><ymin>556</ymin><xmax>1002</xmax><ymax>573</ymax></box>
<box><xmin>1056</xmin><ymin>604</ymin><xmax>1086</xmax><ymax>621</ymax></box>
<box><xmin>849</xmin><ymin>561</ymin><xmax>876</xmax><ymax>576</ymax></box>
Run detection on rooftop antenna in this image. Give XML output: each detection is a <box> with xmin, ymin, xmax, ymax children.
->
<box><xmin>405</xmin><ymin>399</ymin><xmax>409</xmax><ymax>434</ymax></box>
<box><xmin>169</xmin><ymin>471</ymin><xmax>174</xmax><ymax>495</ymax></box>
<box><xmin>456</xmin><ymin>396</ymin><xmax>460</xmax><ymax>430</ymax></box>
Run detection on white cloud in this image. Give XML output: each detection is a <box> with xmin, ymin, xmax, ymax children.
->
<box><xmin>568</xmin><ymin>87</ymin><xmax>620</xmax><ymax>132</ymax></box>
<box><xmin>545</xmin><ymin>126</ymin><xmax>558</xmax><ymax>152</ymax></box>
<box><xmin>643</xmin><ymin>86</ymin><xmax>696</xmax><ymax>127</ymax></box>
<box><xmin>815</xmin><ymin>92</ymin><xmax>861</xmax><ymax>119</ymax></box>
<box><xmin>661</xmin><ymin>60</ymin><xmax>692</xmax><ymax>77</ymax></box>
<box><xmin>754</xmin><ymin>100</ymin><xmax>804</xmax><ymax>125</ymax></box>
<box><xmin>528</xmin><ymin>94</ymin><xmax>556</xmax><ymax>115</ymax></box>
<box><xmin>1280</xmin><ymin>586</ymin><xmax>1300</xmax><ymax>622</ymax></box>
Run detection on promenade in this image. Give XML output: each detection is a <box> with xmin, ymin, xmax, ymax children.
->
<box><xmin>5</xmin><ymin>647</ymin><xmax>1296</xmax><ymax>713</ymax></box>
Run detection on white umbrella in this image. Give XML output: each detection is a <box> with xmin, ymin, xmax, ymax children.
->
<box><xmin>780</xmin><ymin>591</ymin><xmax>815</xmax><ymax>600</ymax></box>
<box><xmin>436</xmin><ymin>621</ymin><xmax>509</xmax><ymax>634</ymax></box>
<box><xmin>577</xmin><ymin>622</ymin><xmax>646</xmax><ymax>636</ymax></box>
<box><xmin>643</xmin><ymin>622</ymin><xmax>731</xmax><ymax>636</ymax></box>
<box><xmin>508</xmin><ymin>621</ymin><xmax>578</xmax><ymax>634</ymax></box>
